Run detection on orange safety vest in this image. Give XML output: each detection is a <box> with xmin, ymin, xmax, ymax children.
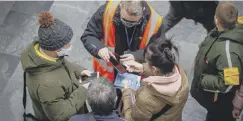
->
<box><xmin>92</xmin><ymin>0</ymin><xmax>163</xmax><ymax>82</ymax></box>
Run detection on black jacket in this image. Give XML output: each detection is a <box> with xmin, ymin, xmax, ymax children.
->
<box><xmin>81</xmin><ymin>2</ymin><xmax>165</xmax><ymax>62</ymax></box>
<box><xmin>163</xmin><ymin>1</ymin><xmax>218</xmax><ymax>33</ymax></box>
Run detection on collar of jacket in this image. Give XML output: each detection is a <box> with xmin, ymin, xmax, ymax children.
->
<box><xmin>210</xmin><ymin>25</ymin><xmax>243</xmax><ymax>43</ymax></box>
<box><xmin>34</xmin><ymin>44</ymin><xmax>57</xmax><ymax>63</ymax></box>
<box><xmin>143</xmin><ymin>66</ymin><xmax>182</xmax><ymax>97</ymax></box>
<box><xmin>22</xmin><ymin>41</ymin><xmax>65</xmax><ymax>74</ymax></box>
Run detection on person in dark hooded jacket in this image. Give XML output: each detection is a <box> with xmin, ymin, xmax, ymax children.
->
<box><xmin>191</xmin><ymin>2</ymin><xmax>243</xmax><ymax>121</ymax></box>
<box><xmin>163</xmin><ymin>1</ymin><xmax>218</xmax><ymax>33</ymax></box>
<box><xmin>21</xmin><ymin>12</ymin><xmax>91</xmax><ymax>121</ymax></box>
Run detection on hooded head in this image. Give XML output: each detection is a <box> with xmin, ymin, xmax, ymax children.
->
<box><xmin>38</xmin><ymin>12</ymin><xmax>73</xmax><ymax>57</ymax></box>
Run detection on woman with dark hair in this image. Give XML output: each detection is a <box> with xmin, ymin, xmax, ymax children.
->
<box><xmin>122</xmin><ymin>38</ymin><xmax>189</xmax><ymax>121</ymax></box>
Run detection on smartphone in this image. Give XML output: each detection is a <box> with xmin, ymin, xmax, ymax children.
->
<box><xmin>109</xmin><ymin>56</ymin><xmax>127</xmax><ymax>74</ymax></box>
<box><xmin>81</xmin><ymin>72</ymin><xmax>98</xmax><ymax>82</ymax></box>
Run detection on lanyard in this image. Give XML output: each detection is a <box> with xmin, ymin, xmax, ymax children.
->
<box><xmin>124</xmin><ymin>26</ymin><xmax>136</xmax><ymax>49</ymax></box>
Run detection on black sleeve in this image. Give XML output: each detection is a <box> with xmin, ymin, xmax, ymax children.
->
<box><xmin>162</xmin><ymin>1</ymin><xmax>184</xmax><ymax>32</ymax></box>
<box><xmin>130</xmin><ymin>24</ymin><xmax>166</xmax><ymax>63</ymax></box>
<box><xmin>80</xmin><ymin>4</ymin><xmax>107</xmax><ymax>58</ymax></box>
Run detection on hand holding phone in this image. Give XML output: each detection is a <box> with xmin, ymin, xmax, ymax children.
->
<box><xmin>109</xmin><ymin>55</ymin><xmax>127</xmax><ymax>74</ymax></box>
<box><xmin>98</xmin><ymin>47</ymin><xmax>116</xmax><ymax>62</ymax></box>
<box><xmin>123</xmin><ymin>60</ymin><xmax>143</xmax><ymax>73</ymax></box>
<box><xmin>120</xmin><ymin>54</ymin><xmax>135</xmax><ymax>63</ymax></box>
<box><xmin>81</xmin><ymin>72</ymin><xmax>99</xmax><ymax>82</ymax></box>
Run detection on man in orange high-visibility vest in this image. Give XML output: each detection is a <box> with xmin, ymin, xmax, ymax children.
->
<box><xmin>81</xmin><ymin>1</ymin><xmax>165</xmax><ymax>82</ymax></box>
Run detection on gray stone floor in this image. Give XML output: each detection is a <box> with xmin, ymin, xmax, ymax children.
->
<box><xmin>0</xmin><ymin>1</ymin><xmax>243</xmax><ymax>121</ymax></box>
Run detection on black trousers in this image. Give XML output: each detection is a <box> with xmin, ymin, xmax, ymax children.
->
<box><xmin>205</xmin><ymin>91</ymin><xmax>236</xmax><ymax>121</ymax></box>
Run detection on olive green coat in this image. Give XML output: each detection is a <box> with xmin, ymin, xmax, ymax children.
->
<box><xmin>21</xmin><ymin>41</ymin><xmax>87</xmax><ymax>121</ymax></box>
<box><xmin>191</xmin><ymin>24</ymin><xmax>243</xmax><ymax>106</ymax></box>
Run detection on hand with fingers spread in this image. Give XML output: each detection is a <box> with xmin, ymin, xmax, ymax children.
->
<box><xmin>124</xmin><ymin>60</ymin><xmax>143</xmax><ymax>74</ymax></box>
<box><xmin>120</xmin><ymin>54</ymin><xmax>135</xmax><ymax>63</ymax></box>
<box><xmin>98</xmin><ymin>47</ymin><xmax>115</xmax><ymax>62</ymax></box>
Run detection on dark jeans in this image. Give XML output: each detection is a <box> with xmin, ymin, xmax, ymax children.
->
<box><xmin>205</xmin><ymin>92</ymin><xmax>236</xmax><ymax>121</ymax></box>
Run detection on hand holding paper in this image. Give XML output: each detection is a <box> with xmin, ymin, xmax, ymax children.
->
<box><xmin>124</xmin><ymin>60</ymin><xmax>143</xmax><ymax>73</ymax></box>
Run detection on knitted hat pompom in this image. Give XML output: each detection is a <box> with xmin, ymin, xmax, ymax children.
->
<box><xmin>37</xmin><ymin>11</ymin><xmax>73</xmax><ymax>51</ymax></box>
<box><xmin>38</xmin><ymin>12</ymin><xmax>54</xmax><ymax>28</ymax></box>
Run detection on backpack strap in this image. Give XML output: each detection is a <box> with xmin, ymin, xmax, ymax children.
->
<box><xmin>150</xmin><ymin>104</ymin><xmax>172</xmax><ymax>121</ymax></box>
<box><xmin>23</xmin><ymin>71</ymin><xmax>40</xmax><ymax>121</ymax></box>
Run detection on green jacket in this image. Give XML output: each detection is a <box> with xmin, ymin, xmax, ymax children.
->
<box><xmin>191</xmin><ymin>24</ymin><xmax>243</xmax><ymax>95</ymax></box>
<box><xmin>21</xmin><ymin>41</ymin><xmax>87</xmax><ymax>121</ymax></box>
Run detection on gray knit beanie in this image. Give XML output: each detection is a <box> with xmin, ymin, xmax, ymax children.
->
<box><xmin>37</xmin><ymin>12</ymin><xmax>73</xmax><ymax>51</ymax></box>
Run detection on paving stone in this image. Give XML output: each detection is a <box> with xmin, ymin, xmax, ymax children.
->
<box><xmin>0</xmin><ymin>1</ymin><xmax>15</xmax><ymax>25</ymax></box>
<box><xmin>11</xmin><ymin>1</ymin><xmax>53</xmax><ymax>15</ymax></box>
<box><xmin>0</xmin><ymin>53</ymin><xmax>19</xmax><ymax>94</ymax></box>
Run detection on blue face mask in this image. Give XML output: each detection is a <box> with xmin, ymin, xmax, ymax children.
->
<box><xmin>56</xmin><ymin>45</ymin><xmax>72</xmax><ymax>56</ymax></box>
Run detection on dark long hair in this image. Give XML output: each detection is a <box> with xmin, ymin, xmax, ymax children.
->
<box><xmin>144</xmin><ymin>38</ymin><xmax>178</xmax><ymax>74</ymax></box>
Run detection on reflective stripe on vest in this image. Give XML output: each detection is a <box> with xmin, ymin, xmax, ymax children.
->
<box><xmin>92</xmin><ymin>46</ymin><xmax>116</xmax><ymax>82</ymax></box>
<box><xmin>93</xmin><ymin>58</ymin><xmax>114</xmax><ymax>81</ymax></box>
<box><xmin>104</xmin><ymin>0</ymin><xmax>120</xmax><ymax>46</ymax></box>
<box><xmin>139</xmin><ymin>4</ymin><xmax>163</xmax><ymax>48</ymax></box>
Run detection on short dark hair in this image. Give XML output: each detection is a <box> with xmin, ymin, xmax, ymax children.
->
<box><xmin>215</xmin><ymin>2</ymin><xmax>238</xmax><ymax>29</ymax></box>
<box><xmin>87</xmin><ymin>78</ymin><xmax>117</xmax><ymax>116</ymax></box>
<box><xmin>144</xmin><ymin>38</ymin><xmax>178</xmax><ymax>74</ymax></box>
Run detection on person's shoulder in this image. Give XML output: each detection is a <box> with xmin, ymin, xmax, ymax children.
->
<box><xmin>95</xmin><ymin>3</ymin><xmax>107</xmax><ymax>15</ymax></box>
<box><xmin>68</xmin><ymin>114</ymin><xmax>89</xmax><ymax>121</ymax></box>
